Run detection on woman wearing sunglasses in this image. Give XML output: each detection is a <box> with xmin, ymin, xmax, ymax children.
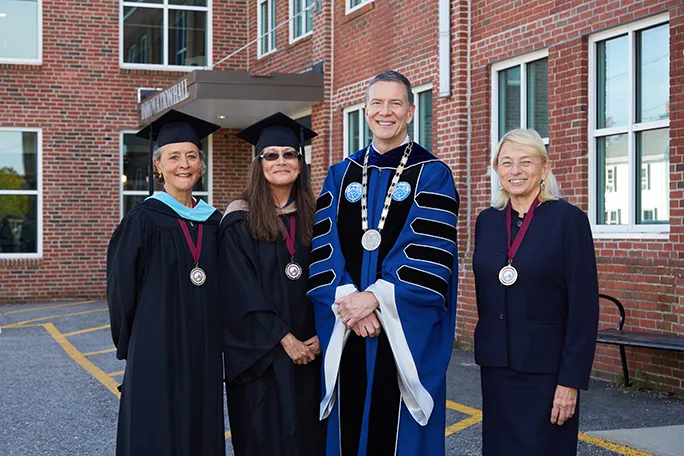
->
<box><xmin>219</xmin><ymin>112</ymin><xmax>325</xmax><ymax>455</ymax></box>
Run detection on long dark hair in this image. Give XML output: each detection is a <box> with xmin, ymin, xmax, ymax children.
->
<box><xmin>240</xmin><ymin>156</ymin><xmax>315</xmax><ymax>246</ymax></box>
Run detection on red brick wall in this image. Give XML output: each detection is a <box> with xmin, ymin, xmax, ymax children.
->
<box><xmin>459</xmin><ymin>0</ymin><xmax>684</xmax><ymax>393</ymax></box>
<box><xmin>0</xmin><ymin>0</ymin><xmax>248</xmax><ymax>304</ymax></box>
<box><xmin>2</xmin><ymin>0</ymin><xmax>683</xmax><ymax>394</ymax></box>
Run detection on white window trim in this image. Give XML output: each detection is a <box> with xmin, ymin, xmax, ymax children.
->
<box><xmin>587</xmin><ymin>13</ymin><xmax>670</xmax><ymax>238</ymax></box>
<box><xmin>0</xmin><ymin>0</ymin><xmax>43</xmax><ymax>65</ymax></box>
<box><xmin>490</xmin><ymin>49</ymin><xmax>549</xmax><ymax>195</ymax></box>
<box><xmin>411</xmin><ymin>84</ymin><xmax>432</xmax><ymax>146</ymax></box>
<box><xmin>0</xmin><ymin>127</ymin><xmax>43</xmax><ymax>260</ymax></box>
<box><xmin>119</xmin><ymin>131</ymin><xmax>212</xmax><ymax>220</ymax></box>
<box><xmin>343</xmin><ymin>103</ymin><xmax>366</xmax><ymax>158</ymax></box>
<box><xmin>289</xmin><ymin>0</ymin><xmax>313</xmax><ymax>45</ymax></box>
<box><xmin>291</xmin><ymin>108</ymin><xmax>313</xmax><ymax>165</ymax></box>
<box><xmin>346</xmin><ymin>0</ymin><xmax>373</xmax><ymax>15</ymax></box>
<box><xmin>257</xmin><ymin>0</ymin><xmax>277</xmax><ymax>59</ymax></box>
<box><xmin>119</xmin><ymin>0</ymin><xmax>212</xmax><ymax>71</ymax></box>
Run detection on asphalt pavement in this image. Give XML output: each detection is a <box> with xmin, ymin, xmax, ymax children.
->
<box><xmin>1</xmin><ymin>300</ymin><xmax>683</xmax><ymax>456</ymax></box>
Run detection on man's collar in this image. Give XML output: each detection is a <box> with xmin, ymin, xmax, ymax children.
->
<box><xmin>371</xmin><ymin>134</ymin><xmax>410</xmax><ymax>154</ymax></box>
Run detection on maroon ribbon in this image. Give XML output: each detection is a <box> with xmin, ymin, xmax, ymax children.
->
<box><xmin>279</xmin><ymin>215</ymin><xmax>296</xmax><ymax>257</ymax></box>
<box><xmin>505</xmin><ymin>197</ymin><xmax>540</xmax><ymax>263</ymax></box>
<box><xmin>178</xmin><ymin>220</ymin><xmax>203</xmax><ymax>265</ymax></box>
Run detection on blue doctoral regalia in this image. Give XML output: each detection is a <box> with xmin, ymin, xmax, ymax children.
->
<box><xmin>307</xmin><ymin>142</ymin><xmax>459</xmax><ymax>456</ymax></box>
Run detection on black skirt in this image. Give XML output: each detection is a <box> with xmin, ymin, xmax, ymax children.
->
<box><xmin>480</xmin><ymin>367</ymin><xmax>580</xmax><ymax>456</ymax></box>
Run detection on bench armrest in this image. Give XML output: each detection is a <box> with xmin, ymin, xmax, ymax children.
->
<box><xmin>599</xmin><ymin>293</ymin><xmax>626</xmax><ymax>331</ymax></box>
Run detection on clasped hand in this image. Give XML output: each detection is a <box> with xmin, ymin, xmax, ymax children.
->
<box><xmin>280</xmin><ymin>333</ymin><xmax>321</xmax><ymax>365</ymax></box>
<box><xmin>335</xmin><ymin>292</ymin><xmax>381</xmax><ymax>338</ymax></box>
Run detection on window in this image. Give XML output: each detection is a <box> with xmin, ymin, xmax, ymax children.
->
<box><xmin>121</xmin><ymin>132</ymin><xmax>211</xmax><ymax>217</ymax></box>
<box><xmin>290</xmin><ymin>0</ymin><xmax>312</xmax><ymax>43</ymax></box>
<box><xmin>347</xmin><ymin>0</ymin><xmax>373</xmax><ymax>14</ymax></box>
<box><xmin>292</xmin><ymin>111</ymin><xmax>313</xmax><ymax>166</ymax></box>
<box><xmin>408</xmin><ymin>86</ymin><xmax>433</xmax><ymax>152</ymax></box>
<box><xmin>490</xmin><ymin>50</ymin><xmax>549</xmax><ymax>193</ymax></box>
<box><xmin>121</xmin><ymin>0</ymin><xmax>210</xmax><ymax>69</ymax></box>
<box><xmin>492</xmin><ymin>51</ymin><xmax>549</xmax><ymax>142</ymax></box>
<box><xmin>0</xmin><ymin>129</ymin><xmax>41</xmax><ymax>258</ymax></box>
<box><xmin>258</xmin><ymin>0</ymin><xmax>276</xmax><ymax>57</ymax></box>
<box><xmin>589</xmin><ymin>15</ymin><xmax>670</xmax><ymax>235</ymax></box>
<box><xmin>343</xmin><ymin>104</ymin><xmax>373</xmax><ymax>158</ymax></box>
<box><xmin>0</xmin><ymin>0</ymin><xmax>41</xmax><ymax>63</ymax></box>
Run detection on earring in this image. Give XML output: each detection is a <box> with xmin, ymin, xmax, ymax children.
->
<box><xmin>158</xmin><ymin>172</ymin><xmax>164</xmax><ymax>183</ymax></box>
<box><xmin>497</xmin><ymin>184</ymin><xmax>504</xmax><ymax>192</ymax></box>
<box><xmin>540</xmin><ymin>180</ymin><xmax>545</xmax><ymax>190</ymax></box>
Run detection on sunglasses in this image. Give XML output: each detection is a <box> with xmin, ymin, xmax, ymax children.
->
<box><xmin>260</xmin><ymin>151</ymin><xmax>301</xmax><ymax>161</ymax></box>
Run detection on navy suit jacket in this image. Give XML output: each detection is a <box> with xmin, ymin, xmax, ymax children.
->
<box><xmin>472</xmin><ymin>199</ymin><xmax>599</xmax><ymax>390</ymax></box>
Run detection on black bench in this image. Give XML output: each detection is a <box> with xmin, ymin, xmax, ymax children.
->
<box><xmin>597</xmin><ymin>293</ymin><xmax>684</xmax><ymax>387</ymax></box>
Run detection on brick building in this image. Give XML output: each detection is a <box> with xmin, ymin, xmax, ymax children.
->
<box><xmin>1</xmin><ymin>0</ymin><xmax>682</xmax><ymax>393</ymax></box>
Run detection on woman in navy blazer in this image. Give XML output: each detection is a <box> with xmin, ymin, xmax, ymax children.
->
<box><xmin>473</xmin><ymin>129</ymin><xmax>599</xmax><ymax>455</ymax></box>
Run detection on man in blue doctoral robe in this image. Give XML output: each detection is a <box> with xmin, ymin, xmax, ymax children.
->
<box><xmin>308</xmin><ymin>70</ymin><xmax>460</xmax><ymax>456</ymax></box>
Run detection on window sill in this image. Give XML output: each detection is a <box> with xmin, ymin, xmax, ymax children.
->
<box><xmin>257</xmin><ymin>49</ymin><xmax>278</xmax><ymax>60</ymax></box>
<box><xmin>591</xmin><ymin>229</ymin><xmax>670</xmax><ymax>240</ymax></box>
<box><xmin>119</xmin><ymin>63</ymin><xmax>210</xmax><ymax>72</ymax></box>
<box><xmin>346</xmin><ymin>1</ymin><xmax>374</xmax><ymax>17</ymax></box>
<box><xmin>0</xmin><ymin>62</ymin><xmax>43</xmax><ymax>71</ymax></box>
<box><xmin>0</xmin><ymin>256</ymin><xmax>43</xmax><ymax>267</ymax></box>
<box><xmin>289</xmin><ymin>31</ymin><xmax>313</xmax><ymax>47</ymax></box>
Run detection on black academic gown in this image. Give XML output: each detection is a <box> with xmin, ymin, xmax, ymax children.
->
<box><xmin>219</xmin><ymin>201</ymin><xmax>325</xmax><ymax>456</ymax></box>
<box><xmin>106</xmin><ymin>198</ymin><xmax>225</xmax><ymax>456</ymax></box>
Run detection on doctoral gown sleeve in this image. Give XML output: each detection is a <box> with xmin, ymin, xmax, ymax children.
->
<box><xmin>558</xmin><ymin>206</ymin><xmax>599</xmax><ymax>390</ymax></box>
<box><xmin>219</xmin><ymin>215</ymin><xmax>292</xmax><ymax>384</ymax></box>
<box><xmin>307</xmin><ymin>164</ymin><xmax>360</xmax><ymax>419</ymax></box>
<box><xmin>106</xmin><ymin>209</ymin><xmax>150</xmax><ymax>361</ymax></box>
<box><xmin>366</xmin><ymin>162</ymin><xmax>459</xmax><ymax>426</ymax></box>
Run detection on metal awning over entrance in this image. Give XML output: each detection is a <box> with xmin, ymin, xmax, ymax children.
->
<box><xmin>138</xmin><ymin>70</ymin><xmax>325</xmax><ymax>128</ymax></box>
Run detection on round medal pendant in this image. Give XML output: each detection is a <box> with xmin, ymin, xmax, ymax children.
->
<box><xmin>498</xmin><ymin>264</ymin><xmax>518</xmax><ymax>286</ymax></box>
<box><xmin>361</xmin><ymin>229</ymin><xmax>382</xmax><ymax>251</ymax></box>
<box><xmin>190</xmin><ymin>266</ymin><xmax>206</xmax><ymax>286</ymax></box>
<box><xmin>285</xmin><ymin>262</ymin><xmax>303</xmax><ymax>280</ymax></box>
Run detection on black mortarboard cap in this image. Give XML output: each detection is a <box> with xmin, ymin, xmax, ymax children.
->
<box><xmin>135</xmin><ymin>109</ymin><xmax>221</xmax><ymax>195</ymax></box>
<box><xmin>236</xmin><ymin>112</ymin><xmax>318</xmax><ymax>192</ymax></box>
<box><xmin>235</xmin><ymin>112</ymin><xmax>317</xmax><ymax>154</ymax></box>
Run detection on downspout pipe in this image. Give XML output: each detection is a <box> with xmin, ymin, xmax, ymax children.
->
<box><xmin>438</xmin><ymin>0</ymin><xmax>451</xmax><ymax>98</ymax></box>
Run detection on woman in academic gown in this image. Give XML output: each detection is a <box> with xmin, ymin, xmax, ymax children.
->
<box><xmin>472</xmin><ymin>129</ymin><xmax>600</xmax><ymax>456</ymax></box>
<box><xmin>106</xmin><ymin>110</ymin><xmax>225</xmax><ymax>456</ymax></box>
<box><xmin>219</xmin><ymin>112</ymin><xmax>325</xmax><ymax>456</ymax></box>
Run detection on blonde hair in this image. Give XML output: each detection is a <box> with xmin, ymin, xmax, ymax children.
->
<box><xmin>491</xmin><ymin>129</ymin><xmax>560</xmax><ymax>210</ymax></box>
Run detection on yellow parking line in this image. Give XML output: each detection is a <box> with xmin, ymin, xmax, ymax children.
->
<box><xmin>445</xmin><ymin>400</ymin><xmax>482</xmax><ymax>436</ymax></box>
<box><xmin>444</xmin><ymin>400</ymin><xmax>654</xmax><ymax>455</ymax></box>
<box><xmin>20</xmin><ymin>320</ymin><xmax>233</xmax><ymax>441</ymax></box>
<box><xmin>107</xmin><ymin>370</ymin><xmax>125</xmax><ymax>377</ymax></box>
<box><xmin>83</xmin><ymin>347</ymin><xmax>117</xmax><ymax>357</ymax></box>
<box><xmin>446</xmin><ymin>400</ymin><xmax>482</xmax><ymax>416</ymax></box>
<box><xmin>63</xmin><ymin>324</ymin><xmax>110</xmax><ymax>337</ymax></box>
<box><xmin>3</xmin><ymin>308</ymin><xmax>107</xmax><ymax>328</ymax></box>
<box><xmin>1</xmin><ymin>300</ymin><xmax>95</xmax><ymax>315</ymax></box>
<box><xmin>579</xmin><ymin>433</ymin><xmax>653</xmax><ymax>456</ymax></box>
<box><xmin>445</xmin><ymin>412</ymin><xmax>482</xmax><ymax>436</ymax></box>
<box><xmin>42</xmin><ymin>322</ymin><xmax>121</xmax><ymax>398</ymax></box>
